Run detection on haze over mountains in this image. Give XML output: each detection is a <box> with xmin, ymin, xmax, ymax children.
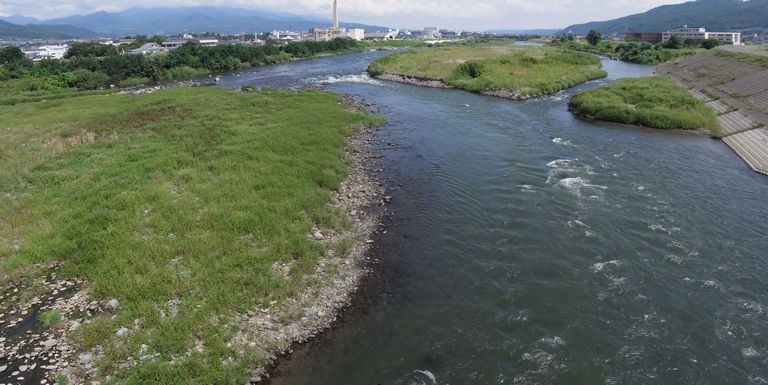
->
<box><xmin>0</xmin><ymin>20</ymin><xmax>97</xmax><ymax>39</ymax></box>
<box><xmin>0</xmin><ymin>6</ymin><xmax>387</xmax><ymax>38</ymax></box>
<box><xmin>562</xmin><ymin>0</ymin><xmax>768</xmax><ymax>35</ymax></box>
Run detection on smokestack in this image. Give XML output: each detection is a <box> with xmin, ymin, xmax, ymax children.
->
<box><xmin>333</xmin><ymin>0</ymin><xmax>339</xmax><ymax>28</ymax></box>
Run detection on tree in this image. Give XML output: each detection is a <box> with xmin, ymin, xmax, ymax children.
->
<box><xmin>0</xmin><ymin>47</ymin><xmax>25</xmax><ymax>65</ymax></box>
<box><xmin>64</xmin><ymin>43</ymin><xmax>119</xmax><ymax>59</ymax></box>
<box><xmin>701</xmin><ymin>38</ymin><xmax>721</xmax><ymax>49</ymax></box>
<box><xmin>586</xmin><ymin>29</ymin><xmax>603</xmax><ymax>46</ymax></box>
<box><xmin>663</xmin><ymin>35</ymin><xmax>684</xmax><ymax>49</ymax></box>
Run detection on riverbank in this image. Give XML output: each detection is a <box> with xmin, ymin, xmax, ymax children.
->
<box><xmin>569</xmin><ymin>77</ymin><xmax>720</xmax><ymax>134</ymax></box>
<box><xmin>0</xmin><ymin>86</ymin><xmax>387</xmax><ymax>384</ymax></box>
<box><xmin>657</xmin><ymin>49</ymin><xmax>768</xmax><ymax>175</ymax></box>
<box><xmin>368</xmin><ymin>45</ymin><xmax>607</xmax><ymax>100</ymax></box>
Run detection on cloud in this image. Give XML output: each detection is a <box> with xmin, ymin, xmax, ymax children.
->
<box><xmin>0</xmin><ymin>0</ymin><xmax>690</xmax><ymax>30</ymax></box>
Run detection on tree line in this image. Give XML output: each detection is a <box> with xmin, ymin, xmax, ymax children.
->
<box><xmin>0</xmin><ymin>38</ymin><xmax>361</xmax><ymax>90</ymax></box>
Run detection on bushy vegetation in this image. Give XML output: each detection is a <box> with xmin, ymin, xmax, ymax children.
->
<box><xmin>549</xmin><ymin>39</ymin><xmax>699</xmax><ymax>65</ymax></box>
<box><xmin>0</xmin><ymin>38</ymin><xmax>362</xmax><ymax>90</ymax></box>
<box><xmin>0</xmin><ymin>86</ymin><xmax>384</xmax><ymax>384</ymax></box>
<box><xmin>368</xmin><ymin>45</ymin><xmax>607</xmax><ymax>98</ymax></box>
<box><xmin>570</xmin><ymin>76</ymin><xmax>720</xmax><ymax>132</ymax></box>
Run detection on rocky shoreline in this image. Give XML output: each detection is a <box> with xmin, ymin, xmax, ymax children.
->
<box><xmin>372</xmin><ymin>72</ymin><xmax>539</xmax><ymax>100</ymax></box>
<box><xmin>374</xmin><ymin>73</ymin><xmax>453</xmax><ymax>89</ymax></box>
<box><xmin>238</xmin><ymin>101</ymin><xmax>388</xmax><ymax>383</ymax></box>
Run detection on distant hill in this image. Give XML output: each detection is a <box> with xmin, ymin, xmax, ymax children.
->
<box><xmin>18</xmin><ymin>6</ymin><xmax>388</xmax><ymax>36</ymax></box>
<box><xmin>0</xmin><ymin>14</ymin><xmax>42</xmax><ymax>25</ymax></box>
<box><xmin>561</xmin><ymin>0</ymin><xmax>768</xmax><ymax>35</ymax></box>
<box><xmin>0</xmin><ymin>20</ymin><xmax>97</xmax><ymax>39</ymax></box>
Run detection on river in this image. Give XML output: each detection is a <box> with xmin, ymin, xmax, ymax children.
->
<box><xmin>219</xmin><ymin>49</ymin><xmax>768</xmax><ymax>385</ymax></box>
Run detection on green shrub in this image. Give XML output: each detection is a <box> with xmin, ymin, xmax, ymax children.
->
<box><xmin>119</xmin><ymin>77</ymin><xmax>151</xmax><ymax>88</ymax></box>
<box><xmin>570</xmin><ymin>76</ymin><xmax>719</xmax><ymax>132</ymax></box>
<box><xmin>68</xmin><ymin>69</ymin><xmax>109</xmax><ymax>90</ymax></box>
<box><xmin>38</xmin><ymin>309</ymin><xmax>63</xmax><ymax>325</ymax></box>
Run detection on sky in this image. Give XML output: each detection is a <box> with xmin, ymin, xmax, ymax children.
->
<box><xmin>0</xmin><ymin>0</ymin><xmax>691</xmax><ymax>30</ymax></box>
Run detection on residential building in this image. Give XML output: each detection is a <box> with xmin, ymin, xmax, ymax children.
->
<box><xmin>129</xmin><ymin>43</ymin><xmax>166</xmax><ymax>55</ymax></box>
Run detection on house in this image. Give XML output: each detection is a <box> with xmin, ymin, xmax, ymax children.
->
<box><xmin>129</xmin><ymin>43</ymin><xmax>166</xmax><ymax>55</ymax></box>
<box><xmin>161</xmin><ymin>39</ymin><xmax>190</xmax><ymax>49</ymax></box>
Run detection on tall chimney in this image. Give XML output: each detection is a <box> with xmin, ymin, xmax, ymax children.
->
<box><xmin>333</xmin><ymin>0</ymin><xmax>339</xmax><ymax>28</ymax></box>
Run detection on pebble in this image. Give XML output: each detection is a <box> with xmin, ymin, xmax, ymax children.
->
<box><xmin>116</xmin><ymin>327</ymin><xmax>129</xmax><ymax>337</ymax></box>
<box><xmin>79</xmin><ymin>353</ymin><xmax>93</xmax><ymax>365</ymax></box>
<box><xmin>106</xmin><ymin>299</ymin><xmax>120</xmax><ymax>310</ymax></box>
<box><xmin>42</xmin><ymin>339</ymin><xmax>58</xmax><ymax>348</ymax></box>
<box><xmin>312</xmin><ymin>231</ymin><xmax>324</xmax><ymax>241</ymax></box>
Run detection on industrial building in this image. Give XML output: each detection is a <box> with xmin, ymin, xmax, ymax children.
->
<box><xmin>625</xmin><ymin>31</ymin><xmax>663</xmax><ymax>44</ymax></box>
<box><xmin>313</xmin><ymin>0</ymin><xmax>350</xmax><ymax>42</ymax></box>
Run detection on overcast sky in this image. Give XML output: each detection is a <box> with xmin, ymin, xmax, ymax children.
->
<box><xmin>0</xmin><ymin>0</ymin><xmax>691</xmax><ymax>29</ymax></box>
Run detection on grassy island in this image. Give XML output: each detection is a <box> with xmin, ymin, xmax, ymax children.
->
<box><xmin>569</xmin><ymin>77</ymin><xmax>720</xmax><ymax>133</ymax></box>
<box><xmin>0</xmin><ymin>87</ymin><xmax>382</xmax><ymax>384</ymax></box>
<box><xmin>368</xmin><ymin>45</ymin><xmax>607</xmax><ymax>99</ymax></box>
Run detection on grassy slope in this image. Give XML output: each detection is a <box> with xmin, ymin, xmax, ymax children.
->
<box><xmin>569</xmin><ymin>77</ymin><xmax>720</xmax><ymax>133</ymax></box>
<box><xmin>368</xmin><ymin>45</ymin><xmax>607</xmax><ymax>98</ymax></box>
<box><xmin>0</xmin><ymin>87</ymin><xmax>382</xmax><ymax>384</ymax></box>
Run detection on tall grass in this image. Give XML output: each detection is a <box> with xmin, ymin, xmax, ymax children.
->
<box><xmin>0</xmin><ymin>87</ymin><xmax>383</xmax><ymax>384</ymax></box>
<box><xmin>368</xmin><ymin>45</ymin><xmax>607</xmax><ymax>97</ymax></box>
<box><xmin>570</xmin><ymin>77</ymin><xmax>720</xmax><ymax>131</ymax></box>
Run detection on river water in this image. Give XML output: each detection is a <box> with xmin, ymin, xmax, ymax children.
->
<box><xmin>219</xmin><ymin>50</ymin><xmax>768</xmax><ymax>385</ymax></box>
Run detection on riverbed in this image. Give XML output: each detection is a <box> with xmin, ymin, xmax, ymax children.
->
<box><xmin>220</xmin><ymin>49</ymin><xmax>768</xmax><ymax>385</ymax></box>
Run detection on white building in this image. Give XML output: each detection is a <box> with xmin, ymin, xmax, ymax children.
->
<box><xmin>423</xmin><ymin>27</ymin><xmax>441</xmax><ymax>39</ymax></box>
<box><xmin>23</xmin><ymin>45</ymin><xmax>69</xmax><ymax>61</ymax></box>
<box><xmin>347</xmin><ymin>28</ymin><xmax>365</xmax><ymax>41</ymax></box>
<box><xmin>364</xmin><ymin>31</ymin><xmax>397</xmax><ymax>40</ymax></box>
<box><xmin>662</xmin><ymin>25</ymin><xmax>741</xmax><ymax>45</ymax></box>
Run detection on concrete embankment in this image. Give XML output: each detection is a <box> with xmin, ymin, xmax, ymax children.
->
<box><xmin>657</xmin><ymin>50</ymin><xmax>768</xmax><ymax>175</ymax></box>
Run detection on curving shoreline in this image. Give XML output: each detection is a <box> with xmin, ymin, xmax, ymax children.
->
<box><xmin>241</xmin><ymin>102</ymin><xmax>388</xmax><ymax>384</ymax></box>
<box><xmin>372</xmin><ymin>72</ymin><xmax>550</xmax><ymax>101</ymax></box>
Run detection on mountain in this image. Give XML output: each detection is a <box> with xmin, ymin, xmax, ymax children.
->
<box><xmin>34</xmin><ymin>6</ymin><xmax>387</xmax><ymax>36</ymax></box>
<box><xmin>0</xmin><ymin>20</ymin><xmax>97</xmax><ymax>39</ymax></box>
<box><xmin>561</xmin><ymin>0</ymin><xmax>768</xmax><ymax>35</ymax></box>
<box><xmin>0</xmin><ymin>14</ymin><xmax>42</xmax><ymax>25</ymax></box>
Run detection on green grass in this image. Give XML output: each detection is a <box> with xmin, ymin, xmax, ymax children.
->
<box><xmin>0</xmin><ymin>86</ymin><xmax>383</xmax><ymax>384</ymax></box>
<box><xmin>368</xmin><ymin>45</ymin><xmax>607</xmax><ymax>98</ymax></box>
<box><xmin>713</xmin><ymin>49</ymin><xmax>768</xmax><ymax>68</ymax></box>
<box><xmin>570</xmin><ymin>77</ymin><xmax>720</xmax><ymax>133</ymax></box>
<box><xmin>359</xmin><ymin>40</ymin><xmax>427</xmax><ymax>49</ymax></box>
<box><xmin>38</xmin><ymin>309</ymin><xmax>63</xmax><ymax>325</ymax></box>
